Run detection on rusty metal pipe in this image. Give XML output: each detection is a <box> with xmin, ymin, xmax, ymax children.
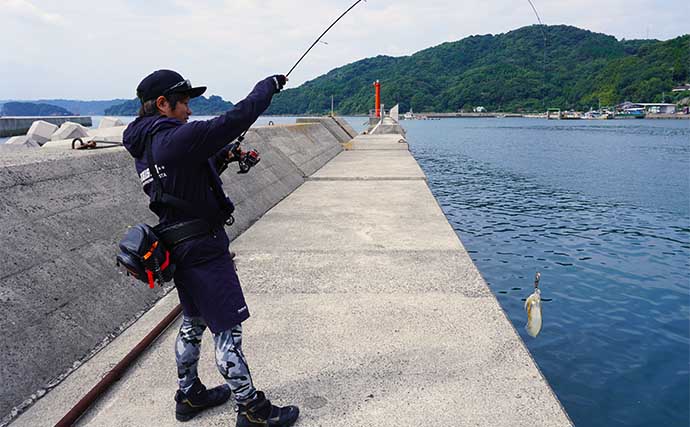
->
<box><xmin>55</xmin><ymin>304</ymin><xmax>182</xmax><ymax>427</ymax></box>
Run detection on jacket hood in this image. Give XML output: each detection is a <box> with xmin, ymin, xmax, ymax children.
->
<box><xmin>123</xmin><ymin>115</ymin><xmax>180</xmax><ymax>158</ymax></box>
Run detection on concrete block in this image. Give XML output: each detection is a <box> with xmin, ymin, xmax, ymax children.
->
<box><xmin>51</xmin><ymin>122</ymin><xmax>89</xmax><ymax>141</ymax></box>
<box><xmin>26</xmin><ymin>120</ymin><xmax>58</xmax><ymax>145</ymax></box>
<box><xmin>0</xmin><ymin>139</ymin><xmax>40</xmax><ymax>152</ymax></box>
<box><xmin>98</xmin><ymin>117</ymin><xmax>124</xmax><ymax>129</ymax></box>
<box><xmin>5</xmin><ymin>135</ymin><xmax>30</xmax><ymax>145</ymax></box>
<box><xmin>23</xmin><ymin>140</ymin><xmax>41</xmax><ymax>148</ymax></box>
<box><xmin>88</xmin><ymin>125</ymin><xmax>126</xmax><ymax>139</ymax></box>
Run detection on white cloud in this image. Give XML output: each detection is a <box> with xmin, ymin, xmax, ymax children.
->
<box><xmin>1</xmin><ymin>0</ymin><xmax>687</xmax><ymax>101</ymax></box>
<box><xmin>1</xmin><ymin>0</ymin><xmax>66</xmax><ymax>25</ymax></box>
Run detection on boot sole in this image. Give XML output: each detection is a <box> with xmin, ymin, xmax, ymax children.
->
<box><xmin>176</xmin><ymin>393</ymin><xmax>232</xmax><ymax>422</ymax></box>
<box><xmin>176</xmin><ymin>411</ymin><xmax>198</xmax><ymax>422</ymax></box>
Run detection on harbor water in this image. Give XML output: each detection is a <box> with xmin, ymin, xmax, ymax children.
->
<box><xmin>406</xmin><ymin>118</ymin><xmax>689</xmax><ymax>427</ymax></box>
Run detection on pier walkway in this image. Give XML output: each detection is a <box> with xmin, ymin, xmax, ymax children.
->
<box><xmin>12</xmin><ymin>132</ymin><xmax>572</xmax><ymax>426</ymax></box>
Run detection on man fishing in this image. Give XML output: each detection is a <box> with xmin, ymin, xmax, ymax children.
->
<box><xmin>123</xmin><ymin>69</ymin><xmax>299</xmax><ymax>427</ymax></box>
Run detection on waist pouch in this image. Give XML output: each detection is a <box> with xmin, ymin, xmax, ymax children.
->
<box><xmin>116</xmin><ymin>220</ymin><xmax>214</xmax><ymax>288</ymax></box>
<box><xmin>116</xmin><ymin>224</ymin><xmax>174</xmax><ymax>288</ymax></box>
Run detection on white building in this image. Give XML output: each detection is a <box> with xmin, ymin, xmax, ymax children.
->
<box><xmin>637</xmin><ymin>103</ymin><xmax>677</xmax><ymax>114</ymax></box>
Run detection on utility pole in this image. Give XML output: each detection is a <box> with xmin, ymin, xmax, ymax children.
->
<box><xmin>331</xmin><ymin>95</ymin><xmax>334</xmax><ymax>117</ymax></box>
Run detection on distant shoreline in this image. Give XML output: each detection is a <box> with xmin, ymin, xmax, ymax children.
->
<box><xmin>404</xmin><ymin>112</ymin><xmax>690</xmax><ymax>120</ymax></box>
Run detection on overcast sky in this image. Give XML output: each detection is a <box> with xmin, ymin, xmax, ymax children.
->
<box><xmin>1</xmin><ymin>0</ymin><xmax>688</xmax><ymax>101</ymax></box>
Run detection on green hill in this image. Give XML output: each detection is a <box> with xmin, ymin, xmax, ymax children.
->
<box><xmin>37</xmin><ymin>99</ymin><xmax>130</xmax><ymax>115</ymax></box>
<box><xmin>267</xmin><ymin>25</ymin><xmax>689</xmax><ymax>114</ymax></box>
<box><xmin>1</xmin><ymin>101</ymin><xmax>73</xmax><ymax>116</ymax></box>
<box><xmin>105</xmin><ymin>95</ymin><xmax>234</xmax><ymax>116</ymax></box>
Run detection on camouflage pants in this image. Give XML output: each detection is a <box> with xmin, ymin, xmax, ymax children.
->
<box><xmin>175</xmin><ymin>315</ymin><xmax>257</xmax><ymax>404</ymax></box>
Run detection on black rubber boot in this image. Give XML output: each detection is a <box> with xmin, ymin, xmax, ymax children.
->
<box><xmin>175</xmin><ymin>378</ymin><xmax>231</xmax><ymax>422</ymax></box>
<box><xmin>236</xmin><ymin>391</ymin><xmax>300</xmax><ymax>427</ymax></box>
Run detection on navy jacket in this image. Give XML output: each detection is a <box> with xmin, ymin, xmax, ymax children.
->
<box><xmin>123</xmin><ymin>76</ymin><xmax>278</xmax><ymax>226</ymax></box>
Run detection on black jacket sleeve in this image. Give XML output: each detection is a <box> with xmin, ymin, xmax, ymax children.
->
<box><xmin>157</xmin><ymin>76</ymin><xmax>277</xmax><ymax>166</ymax></box>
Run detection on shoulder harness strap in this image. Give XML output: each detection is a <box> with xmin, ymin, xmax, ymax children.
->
<box><xmin>144</xmin><ymin>129</ymin><xmax>220</xmax><ymax>224</ymax></box>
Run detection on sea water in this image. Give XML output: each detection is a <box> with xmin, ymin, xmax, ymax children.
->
<box><xmin>406</xmin><ymin>118</ymin><xmax>689</xmax><ymax>427</ymax></box>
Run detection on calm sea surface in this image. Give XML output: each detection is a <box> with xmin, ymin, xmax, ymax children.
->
<box><xmin>405</xmin><ymin>118</ymin><xmax>689</xmax><ymax>427</ymax></box>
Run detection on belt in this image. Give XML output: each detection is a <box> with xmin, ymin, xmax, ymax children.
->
<box><xmin>155</xmin><ymin>219</ymin><xmax>213</xmax><ymax>248</ymax></box>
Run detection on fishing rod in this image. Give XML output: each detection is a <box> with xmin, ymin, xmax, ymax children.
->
<box><xmin>229</xmin><ymin>0</ymin><xmax>366</xmax><ymax>155</ymax></box>
<box><xmin>286</xmin><ymin>0</ymin><xmax>366</xmax><ymax>77</ymax></box>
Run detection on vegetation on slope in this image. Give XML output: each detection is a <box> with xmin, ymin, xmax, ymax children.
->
<box><xmin>1</xmin><ymin>102</ymin><xmax>73</xmax><ymax>116</ymax></box>
<box><xmin>105</xmin><ymin>95</ymin><xmax>234</xmax><ymax>116</ymax></box>
<box><xmin>267</xmin><ymin>25</ymin><xmax>689</xmax><ymax>114</ymax></box>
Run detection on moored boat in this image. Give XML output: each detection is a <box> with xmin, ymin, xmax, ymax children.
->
<box><xmin>615</xmin><ymin>107</ymin><xmax>646</xmax><ymax>119</ymax></box>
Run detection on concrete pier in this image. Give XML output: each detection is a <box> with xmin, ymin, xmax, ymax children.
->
<box><xmin>0</xmin><ymin>116</ymin><xmax>92</xmax><ymax>137</ymax></box>
<box><xmin>0</xmin><ymin>122</ymin><xmax>345</xmax><ymax>425</ymax></box>
<box><xmin>9</xmin><ymin>125</ymin><xmax>572</xmax><ymax>426</ymax></box>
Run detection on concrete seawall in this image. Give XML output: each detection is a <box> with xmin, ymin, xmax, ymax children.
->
<box><xmin>296</xmin><ymin>116</ymin><xmax>358</xmax><ymax>142</ymax></box>
<box><xmin>0</xmin><ymin>122</ymin><xmax>347</xmax><ymax>423</ymax></box>
<box><xmin>0</xmin><ymin>117</ymin><xmax>93</xmax><ymax>137</ymax></box>
<box><xmin>8</xmin><ymin>122</ymin><xmax>572</xmax><ymax>426</ymax></box>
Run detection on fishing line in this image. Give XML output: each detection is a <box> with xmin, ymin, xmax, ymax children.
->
<box><xmin>527</xmin><ymin>0</ymin><xmax>544</xmax><ymax>27</ymax></box>
<box><xmin>285</xmin><ymin>0</ymin><xmax>366</xmax><ymax>77</ymax></box>
<box><xmin>232</xmin><ymin>1</ymin><xmax>365</xmax><ymax>146</ymax></box>
<box><xmin>527</xmin><ymin>0</ymin><xmax>547</xmax><ymax>109</ymax></box>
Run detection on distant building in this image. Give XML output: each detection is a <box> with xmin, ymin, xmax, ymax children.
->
<box><xmin>616</xmin><ymin>101</ymin><xmax>638</xmax><ymax>111</ymax></box>
<box><xmin>473</xmin><ymin>106</ymin><xmax>486</xmax><ymax>113</ymax></box>
<box><xmin>637</xmin><ymin>103</ymin><xmax>677</xmax><ymax>114</ymax></box>
<box><xmin>616</xmin><ymin>102</ymin><xmax>676</xmax><ymax>114</ymax></box>
<box><xmin>671</xmin><ymin>84</ymin><xmax>690</xmax><ymax>92</ymax></box>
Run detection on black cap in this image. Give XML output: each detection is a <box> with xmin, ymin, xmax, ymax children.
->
<box><xmin>136</xmin><ymin>69</ymin><xmax>206</xmax><ymax>103</ymax></box>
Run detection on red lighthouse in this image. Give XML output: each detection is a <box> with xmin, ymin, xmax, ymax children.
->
<box><xmin>373</xmin><ymin>80</ymin><xmax>381</xmax><ymax>118</ymax></box>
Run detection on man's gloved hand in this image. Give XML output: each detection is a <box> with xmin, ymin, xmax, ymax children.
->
<box><xmin>227</xmin><ymin>143</ymin><xmax>243</xmax><ymax>163</ymax></box>
<box><xmin>272</xmin><ymin>75</ymin><xmax>288</xmax><ymax>93</ymax></box>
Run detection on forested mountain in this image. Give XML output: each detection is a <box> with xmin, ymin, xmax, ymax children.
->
<box><xmin>36</xmin><ymin>99</ymin><xmax>130</xmax><ymax>115</ymax></box>
<box><xmin>266</xmin><ymin>25</ymin><xmax>689</xmax><ymax>114</ymax></box>
<box><xmin>105</xmin><ymin>95</ymin><xmax>234</xmax><ymax>116</ymax></box>
<box><xmin>1</xmin><ymin>102</ymin><xmax>73</xmax><ymax>116</ymax></box>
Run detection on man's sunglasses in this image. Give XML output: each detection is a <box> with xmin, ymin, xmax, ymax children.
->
<box><xmin>164</xmin><ymin>79</ymin><xmax>192</xmax><ymax>94</ymax></box>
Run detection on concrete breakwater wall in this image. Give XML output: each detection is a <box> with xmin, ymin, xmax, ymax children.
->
<box><xmin>0</xmin><ymin>120</ymin><xmax>349</xmax><ymax>421</ymax></box>
<box><xmin>0</xmin><ymin>117</ymin><xmax>93</xmax><ymax>137</ymax></box>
